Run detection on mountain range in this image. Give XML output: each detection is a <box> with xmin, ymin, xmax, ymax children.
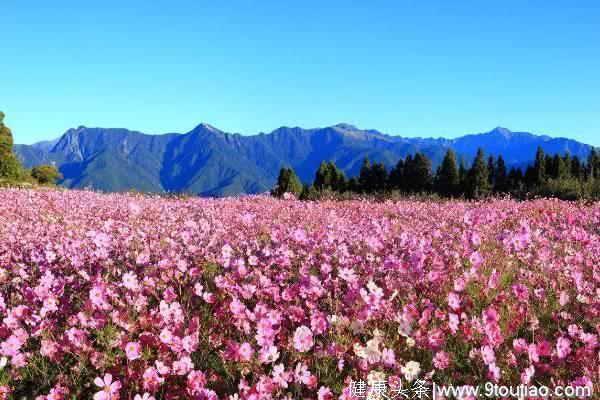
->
<box><xmin>14</xmin><ymin>124</ymin><xmax>593</xmax><ymax>196</ymax></box>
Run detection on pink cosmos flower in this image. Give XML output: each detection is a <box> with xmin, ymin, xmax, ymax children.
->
<box><xmin>89</xmin><ymin>286</ymin><xmax>109</xmax><ymax>309</ymax></box>
<box><xmin>512</xmin><ymin>338</ymin><xmax>528</xmax><ymax>353</ymax></box>
<box><xmin>448</xmin><ymin>292</ymin><xmax>461</xmax><ymax>311</ymax></box>
<box><xmin>134</xmin><ymin>394</ymin><xmax>155</xmax><ymax>400</ymax></box>
<box><xmin>259</xmin><ymin>345</ymin><xmax>280</xmax><ymax>364</ymax></box>
<box><xmin>381</xmin><ymin>348</ymin><xmax>396</xmax><ymax>367</ymax></box>
<box><xmin>469</xmin><ymin>251</ymin><xmax>483</xmax><ymax>268</ymax></box>
<box><xmin>527</xmin><ymin>343</ymin><xmax>539</xmax><ymax>363</ymax></box>
<box><xmin>480</xmin><ymin>345</ymin><xmax>495</xmax><ymax>365</ymax></box>
<box><xmin>294</xmin><ymin>362</ymin><xmax>312</xmax><ymax>385</ymax></box>
<box><xmin>556</xmin><ymin>337</ymin><xmax>571</xmax><ymax>359</ymax></box>
<box><xmin>317</xmin><ymin>386</ymin><xmax>333</xmax><ymax>400</ymax></box>
<box><xmin>536</xmin><ymin>340</ymin><xmax>552</xmax><ymax>356</ymax></box>
<box><xmin>182</xmin><ymin>334</ymin><xmax>199</xmax><ymax>353</ymax></box>
<box><xmin>93</xmin><ymin>373</ymin><xmax>121</xmax><ymax>400</ymax></box>
<box><xmin>122</xmin><ymin>272</ymin><xmax>139</xmax><ymax>291</ymax></box>
<box><xmin>272</xmin><ymin>363</ymin><xmax>291</xmax><ymax>388</ymax></box>
<box><xmin>453</xmin><ymin>277</ymin><xmax>466</xmax><ymax>292</ymax></box>
<box><xmin>136</xmin><ymin>252</ymin><xmax>150</xmax><ymax>265</ymax></box>
<box><xmin>159</xmin><ymin>328</ymin><xmax>173</xmax><ymax>344</ymax></box>
<box><xmin>125</xmin><ymin>341</ymin><xmax>141</xmax><ymax>361</ymax></box>
<box><xmin>238</xmin><ymin>342</ymin><xmax>254</xmax><ymax>361</ymax></box>
<box><xmin>293</xmin><ymin>326</ymin><xmax>314</xmax><ymax>353</ymax></box>
<box><xmin>172</xmin><ymin>356</ymin><xmax>193</xmax><ymax>375</ymax></box>
<box><xmin>142</xmin><ymin>367</ymin><xmax>164</xmax><ymax>391</ymax></box>
<box><xmin>512</xmin><ymin>283</ymin><xmax>529</xmax><ymax>301</ymax></box>
<box><xmin>448</xmin><ymin>313</ymin><xmax>460</xmax><ymax>334</ymax></box>
<box><xmin>194</xmin><ymin>283</ymin><xmax>204</xmax><ymax>297</ymax></box>
<box><xmin>433</xmin><ymin>351</ymin><xmax>450</xmax><ymax>370</ymax></box>
<box><xmin>559</xmin><ymin>291</ymin><xmax>570</xmax><ymax>306</ymax></box>
<box><xmin>0</xmin><ymin>386</ymin><xmax>11</xmax><ymax>400</ymax></box>
<box><xmin>187</xmin><ymin>370</ymin><xmax>207</xmax><ymax>393</ymax></box>
<box><xmin>11</xmin><ymin>353</ymin><xmax>26</xmax><ymax>368</ymax></box>
<box><xmin>521</xmin><ymin>365</ymin><xmax>535</xmax><ymax>384</ymax></box>
<box><xmin>1</xmin><ymin>335</ymin><xmax>23</xmax><ymax>357</ymax></box>
<box><xmin>488</xmin><ymin>362</ymin><xmax>501</xmax><ymax>382</ymax></box>
<box><xmin>155</xmin><ymin>360</ymin><xmax>170</xmax><ymax>375</ymax></box>
<box><xmin>45</xmin><ymin>385</ymin><xmax>66</xmax><ymax>400</ymax></box>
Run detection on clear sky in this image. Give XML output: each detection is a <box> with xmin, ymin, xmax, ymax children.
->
<box><xmin>2</xmin><ymin>1</ymin><xmax>599</xmax><ymax>145</ymax></box>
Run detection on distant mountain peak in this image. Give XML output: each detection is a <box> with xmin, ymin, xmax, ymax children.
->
<box><xmin>486</xmin><ymin>126</ymin><xmax>516</xmax><ymax>140</ymax></box>
<box><xmin>192</xmin><ymin>122</ymin><xmax>220</xmax><ymax>132</ymax></box>
<box><xmin>491</xmin><ymin>126</ymin><xmax>511</xmax><ymax>134</ymax></box>
<box><xmin>332</xmin><ymin>123</ymin><xmax>359</xmax><ymax>131</ymax></box>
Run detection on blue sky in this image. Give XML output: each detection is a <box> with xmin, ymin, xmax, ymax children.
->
<box><xmin>2</xmin><ymin>1</ymin><xmax>599</xmax><ymax>145</ymax></box>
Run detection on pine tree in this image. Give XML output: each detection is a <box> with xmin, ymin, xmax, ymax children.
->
<box><xmin>557</xmin><ymin>151</ymin><xmax>571</xmax><ymax>179</ymax></box>
<box><xmin>0</xmin><ymin>111</ymin><xmax>23</xmax><ymax>179</ymax></box>
<box><xmin>458</xmin><ymin>157</ymin><xmax>468</xmax><ymax>197</ymax></box>
<box><xmin>272</xmin><ymin>167</ymin><xmax>302</xmax><ymax>197</ymax></box>
<box><xmin>552</xmin><ymin>154</ymin><xmax>568</xmax><ymax>179</ymax></box>
<box><xmin>467</xmin><ymin>148</ymin><xmax>490</xmax><ymax>199</ymax></box>
<box><xmin>534</xmin><ymin>147</ymin><xmax>546</xmax><ymax>184</ymax></box>
<box><xmin>299</xmin><ymin>183</ymin><xmax>319</xmax><ymax>201</ymax></box>
<box><xmin>487</xmin><ymin>155</ymin><xmax>497</xmax><ymax>189</ymax></box>
<box><xmin>314</xmin><ymin>161</ymin><xmax>329</xmax><ymax>190</ymax></box>
<box><xmin>524</xmin><ymin>165</ymin><xmax>537</xmax><ymax>188</ymax></box>
<box><xmin>561</xmin><ymin>152</ymin><xmax>572</xmax><ymax>179</ymax></box>
<box><xmin>359</xmin><ymin>156</ymin><xmax>372</xmax><ymax>193</ymax></box>
<box><xmin>347</xmin><ymin>177</ymin><xmax>361</xmax><ymax>193</ymax></box>
<box><xmin>412</xmin><ymin>153</ymin><xmax>432</xmax><ymax>192</ymax></box>
<box><xmin>545</xmin><ymin>154</ymin><xmax>555</xmax><ymax>179</ymax></box>
<box><xmin>508</xmin><ymin>166</ymin><xmax>523</xmax><ymax>190</ymax></box>
<box><xmin>586</xmin><ymin>148</ymin><xmax>598</xmax><ymax>179</ymax></box>
<box><xmin>571</xmin><ymin>156</ymin><xmax>583</xmax><ymax>180</ymax></box>
<box><xmin>402</xmin><ymin>154</ymin><xmax>414</xmax><ymax>192</ymax></box>
<box><xmin>370</xmin><ymin>162</ymin><xmax>388</xmax><ymax>192</ymax></box>
<box><xmin>326</xmin><ymin>161</ymin><xmax>347</xmax><ymax>192</ymax></box>
<box><xmin>388</xmin><ymin>159</ymin><xmax>404</xmax><ymax>190</ymax></box>
<box><xmin>495</xmin><ymin>155</ymin><xmax>508</xmax><ymax>192</ymax></box>
<box><xmin>436</xmin><ymin>149</ymin><xmax>459</xmax><ymax>197</ymax></box>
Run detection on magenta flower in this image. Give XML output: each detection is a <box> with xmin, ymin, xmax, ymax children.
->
<box><xmin>556</xmin><ymin>337</ymin><xmax>571</xmax><ymax>359</ymax></box>
<box><xmin>512</xmin><ymin>283</ymin><xmax>529</xmax><ymax>301</ymax></box>
<box><xmin>238</xmin><ymin>342</ymin><xmax>254</xmax><ymax>361</ymax></box>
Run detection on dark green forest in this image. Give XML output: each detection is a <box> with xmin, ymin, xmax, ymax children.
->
<box><xmin>274</xmin><ymin>147</ymin><xmax>600</xmax><ymax>201</ymax></box>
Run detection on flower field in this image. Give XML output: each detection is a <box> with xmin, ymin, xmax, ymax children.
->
<box><xmin>0</xmin><ymin>188</ymin><xmax>598</xmax><ymax>399</ymax></box>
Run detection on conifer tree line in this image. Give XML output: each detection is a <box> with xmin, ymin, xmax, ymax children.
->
<box><xmin>273</xmin><ymin>146</ymin><xmax>600</xmax><ymax>200</ymax></box>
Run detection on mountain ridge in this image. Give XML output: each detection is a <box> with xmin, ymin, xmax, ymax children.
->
<box><xmin>14</xmin><ymin>124</ymin><xmax>594</xmax><ymax>196</ymax></box>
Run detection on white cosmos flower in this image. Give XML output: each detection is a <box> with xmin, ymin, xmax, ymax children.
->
<box><xmin>363</xmin><ymin>341</ymin><xmax>382</xmax><ymax>364</ymax></box>
<box><xmin>367</xmin><ymin>370</ymin><xmax>386</xmax><ymax>385</ymax></box>
<box><xmin>398</xmin><ymin>318</ymin><xmax>413</xmax><ymax>337</ymax></box>
<box><xmin>401</xmin><ymin>361</ymin><xmax>421</xmax><ymax>381</ymax></box>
